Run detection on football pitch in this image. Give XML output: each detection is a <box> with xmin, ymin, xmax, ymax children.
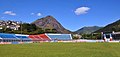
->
<box><xmin>0</xmin><ymin>42</ymin><xmax>120</xmax><ymax>57</ymax></box>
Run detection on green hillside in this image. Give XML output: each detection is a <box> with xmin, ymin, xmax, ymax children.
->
<box><xmin>75</xmin><ymin>26</ymin><xmax>102</xmax><ymax>34</ymax></box>
<box><xmin>95</xmin><ymin>19</ymin><xmax>120</xmax><ymax>32</ymax></box>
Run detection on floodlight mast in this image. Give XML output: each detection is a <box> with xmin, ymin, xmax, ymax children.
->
<box><xmin>20</xmin><ymin>21</ymin><xmax>22</xmax><ymax>35</ymax></box>
<box><xmin>20</xmin><ymin>21</ymin><xmax>22</xmax><ymax>42</ymax></box>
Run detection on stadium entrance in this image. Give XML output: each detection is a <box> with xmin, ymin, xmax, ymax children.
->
<box><xmin>0</xmin><ymin>38</ymin><xmax>2</xmax><ymax>42</ymax></box>
<box><xmin>102</xmin><ymin>31</ymin><xmax>120</xmax><ymax>42</ymax></box>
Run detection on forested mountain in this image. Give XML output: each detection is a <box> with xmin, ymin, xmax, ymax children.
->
<box><xmin>75</xmin><ymin>26</ymin><xmax>102</xmax><ymax>34</ymax></box>
<box><xmin>95</xmin><ymin>19</ymin><xmax>120</xmax><ymax>32</ymax></box>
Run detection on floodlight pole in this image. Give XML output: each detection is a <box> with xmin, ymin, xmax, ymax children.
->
<box><xmin>21</xmin><ymin>21</ymin><xmax>22</xmax><ymax>35</ymax></box>
<box><xmin>20</xmin><ymin>21</ymin><xmax>22</xmax><ymax>42</ymax></box>
<box><xmin>101</xmin><ymin>32</ymin><xmax>103</xmax><ymax>40</ymax></box>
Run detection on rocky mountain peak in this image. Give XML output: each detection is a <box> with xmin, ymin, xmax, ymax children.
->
<box><xmin>32</xmin><ymin>16</ymin><xmax>72</xmax><ymax>34</ymax></box>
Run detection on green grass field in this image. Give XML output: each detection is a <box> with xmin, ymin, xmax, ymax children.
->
<box><xmin>0</xmin><ymin>42</ymin><xmax>120</xmax><ymax>57</ymax></box>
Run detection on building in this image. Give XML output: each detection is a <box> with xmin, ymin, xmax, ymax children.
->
<box><xmin>102</xmin><ymin>31</ymin><xmax>120</xmax><ymax>42</ymax></box>
<box><xmin>0</xmin><ymin>20</ymin><xmax>20</xmax><ymax>30</ymax></box>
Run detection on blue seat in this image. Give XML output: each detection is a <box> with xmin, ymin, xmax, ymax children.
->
<box><xmin>0</xmin><ymin>33</ymin><xmax>31</xmax><ymax>42</ymax></box>
<box><xmin>15</xmin><ymin>35</ymin><xmax>32</xmax><ymax>41</ymax></box>
<box><xmin>47</xmin><ymin>34</ymin><xmax>72</xmax><ymax>40</ymax></box>
<box><xmin>0</xmin><ymin>33</ymin><xmax>18</xmax><ymax>39</ymax></box>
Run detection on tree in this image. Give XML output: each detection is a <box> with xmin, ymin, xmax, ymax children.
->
<box><xmin>51</xmin><ymin>29</ymin><xmax>57</xmax><ymax>33</ymax></box>
<box><xmin>45</xmin><ymin>28</ymin><xmax>51</xmax><ymax>33</ymax></box>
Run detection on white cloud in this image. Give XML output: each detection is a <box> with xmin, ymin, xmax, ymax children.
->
<box><xmin>74</xmin><ymin>7</ymin><xmax>90</xmax><ymax>15</ymax></box>
<box><xmin>31</xmin><ymin>13</ymin><xmax>34</xmax><ymax>15</ymax></box>
<box><xmin>37</xmin><ymin>13</ymin><xmax>42</xmax><ymax>16</ymax></box>
<box><xmin>4</xmin><ymin>11</ymin><xmax>16</xmax><ymax>16</ymax></box>
<box><xmin>31</xmin><ymin>12</ymin><xmax>42</xmax><ymax>16</ymax></box>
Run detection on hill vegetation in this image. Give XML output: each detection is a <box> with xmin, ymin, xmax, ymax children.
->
<box><xmin>75</xmin><ymin>26</ymin><xmax>102</xmax><ymax>34</ymax></box>
<box><xmin>95</xmin><ymin>19</ymin><xmax>120</xmax><ymax>32</ymax></box>
<box><xmin>0</xmin><ymin>23</ymin><xmax>57</xmax><ymax>34</ymax></box>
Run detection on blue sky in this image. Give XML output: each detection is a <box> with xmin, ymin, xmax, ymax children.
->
<box><xmin>0</xmin><ymin>0</ymin><xmax>120</xmax><ymax>31</ymax></box>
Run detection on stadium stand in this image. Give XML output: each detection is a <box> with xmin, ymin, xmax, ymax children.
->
<box><xmin>0</xmin><ymin>33</ymin><xmax>19</xmax><ymax>42</ymax></box>
<box><xmin>28</xmin><ymin>35</ymin><xmax>41</xmax><ymax>41</ymax></box>
<box><xmin>46</xmin><ymin>33</ymin><xmax>72</xmax><ymax>41</ymax></box>
<box><xmin>28</xmin><ymin>34</ymin><xmax>51</xmax><ymax>42</ymax></box>
<box><xmin>39</xmin><ymin>34</ymin><xmax>51</xmax><ymax>41</ymax></box>
<box><xmin>15</xmin><ymin>34</ymin><xmax>32</xmax><ymax>42</ymax></box>
<box><xmin>0</xmin><ymin>33</ymin><xmax>73</xmax><ymax>44</ymax></box>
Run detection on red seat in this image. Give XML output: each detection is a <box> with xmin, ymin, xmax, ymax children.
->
<box><xmin>28</xmin><ymin>35</ymin><xmax>40</xmax><ymax>41</ymax></box>
<box><xmin>28</xmin><ymin>34</ymin><xmax>51</xmax><ymax>41</ymax></box>
<box><xmin>39</xmin><ymin>34</ymin><xmax>51</xmax><ymax>41</ymax></box>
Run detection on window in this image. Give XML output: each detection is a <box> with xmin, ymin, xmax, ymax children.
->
<box><xmin>106</xmin><ymin>35</ymin><xmax>110</xmax><ymax>38</ymax></box>
<box><xmin>0</xmin><ymin>39</ymin><xmax>2</xmax><ymax>42</ymax></box>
